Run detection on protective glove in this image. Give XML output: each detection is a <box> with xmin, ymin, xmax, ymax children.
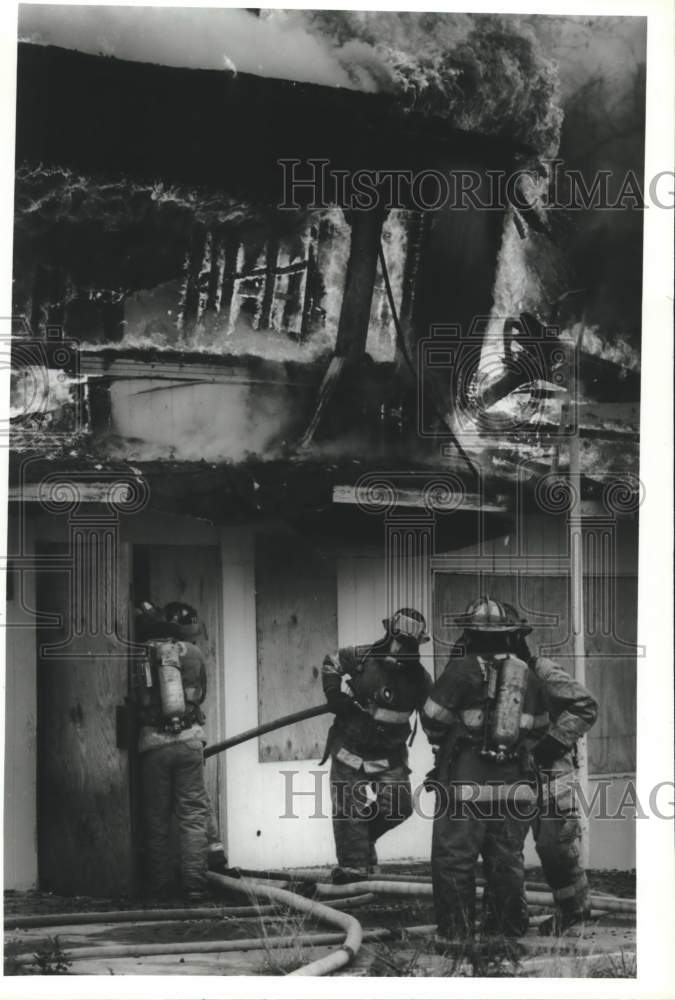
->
<box><xmin>532</xmin><ymin>733</ymin><xmax>568</xmax><ymax>768</ymax></box>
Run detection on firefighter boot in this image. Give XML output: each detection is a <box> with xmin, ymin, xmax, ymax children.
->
<box><xmin>207</xmin><ymin>842</ymin><xmax>229</xmax><ymax>874</ymax></box>
<box><xmin>331</xmin><ymin>866</ymin><xmax>369</xmax><ymax>885</ymax></box>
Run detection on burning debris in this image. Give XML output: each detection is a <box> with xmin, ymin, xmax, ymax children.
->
<box><xmin>14</xmin><ymin>167</ymin><xmax>414</xmax><ymax>363</ymax></box>
<box><xmin>9</xmin><ymin>366</ymin><xmax>83</xmax><ymax>425</ymax></box>
<box><xmin>560</xmin><ymin>322</ymin><xmax>640</xmax><ymax>373</ymax></box>
<box><xmin>10</xmin><ymin>15</ymin><xmax>641</xmax><ymax>489</ymax></box>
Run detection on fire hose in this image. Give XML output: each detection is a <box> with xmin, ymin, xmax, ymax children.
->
<box><xmin>73</xmin><ymin>707</ymin><xmax>633</xmax><ymax>977</ymax></box>
<box><xmin>9</xmin><ymin>874</ymin><xmax>634</xmax><ymax>972</ymax></box>
<box><xmin>203</xmin><ymin>703</ymin><xmax>331</xmax><ymax>759</ymax></box>
<box><xmin>313</xmin><ymin>879</ymin><xmax>635</xmax><ymax>914</ymax></box>
<box><xmin>206</xmin><ymin>872</ymin><xmax>362</xmax><ymax>975</ymax></box>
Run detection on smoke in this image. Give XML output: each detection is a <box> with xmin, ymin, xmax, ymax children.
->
<box><xmin>105</xmin><ymin>375</ymin><xmax>301</xmax><ymax>465</ymax></box>
<box><xmin>482</xmin><ymin>16</ymin><xmax>646</xmax><ymax>373</ymax></box>
<box><xmin>291</xmin><ymin>10</ymin><xmax>562</xmax><ymax>153</ymax></box>
<box><xmin>19</xmin><ymin>6</ymin><xmax>562</xmax><ymax>153</ymax></box>
<box><xmin>520</xmin><ymin>16</ymin><xmax>647</xmax><ymax>345</ymax></box>
<box><xmin>79</xmin><ymin>309</ymin><xmax>336</xmax><ymax>366</ymax></box>
<box><xmin>10</xmin><ymin>366</ymin><xmax>82</xmax><ymax>419</ymax></box>
<box><xmin>18</xmin><ymin>4</ymin><xmax>359</xmax><ymax>89</ymax></box>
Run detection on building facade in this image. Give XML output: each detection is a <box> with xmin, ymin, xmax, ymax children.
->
<box><xmin>4</xmin><ymin>42</ymin><xmax>639</xmax><ymax>895</ymax></box>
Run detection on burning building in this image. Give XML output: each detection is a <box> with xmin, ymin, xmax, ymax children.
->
<box><xmin>5</xmin><ymin>16</ymin><xmax>640</xmax><ymax>899</ymax></box>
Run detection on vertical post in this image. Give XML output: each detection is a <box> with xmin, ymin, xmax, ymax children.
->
<box><xmin>334</xmin><ymin>207</ymin><xmax>387</xmax><ymax>361</ymax></box>
<box><xmin>299</xmin><ymin>207</ymin><xmax>386</xmax><ymax>448</ymax></box>
<box><xmin>568</xmin><ymin>333</ymin><xmax>590</xmax><ymax>867</ymax></box>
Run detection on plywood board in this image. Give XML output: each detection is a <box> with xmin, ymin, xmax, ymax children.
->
<box><xmin>255</xmin><ymin>535</ymin><xmax>336</xmax><ymax>762</ymax></box>
<box><xmin>36</xmin><ymin>538</ymin><xmax>134</xmax><ymax>896</ymax></box>
<box><xmin>4</xmin><ymin>512</ymin><xmax>38</xmax><ymax>889</ymax></box>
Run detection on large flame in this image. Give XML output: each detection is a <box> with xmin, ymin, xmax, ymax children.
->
<box><xmin>19</xmin><ymin>7</ymin><xmax>562</xmax><ymax>155</ymax></box>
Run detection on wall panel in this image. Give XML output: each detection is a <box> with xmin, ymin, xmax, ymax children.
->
<box><xmin>255</xmin><ymin>535</ymin><xmax>336</xmax><ymax>762</ymax></box>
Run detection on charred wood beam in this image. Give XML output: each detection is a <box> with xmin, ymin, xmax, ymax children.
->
<box><xmin>298</xmin><ymin>356</ymin><xmax>345</xmax><ymax>449</ymax></box>
<box><xmin>335</xmin><ymin>208</ymin><xmax>387</xmax><ymax>361</ymax></box>
<box><xmin>298</xmin><ymin>207</ymin><xmax>386</xmax><ymax>448</ymax></box>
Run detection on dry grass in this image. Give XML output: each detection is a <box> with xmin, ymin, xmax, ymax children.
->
<box><xmin>236</xmin><ymin>883</ymin><xmax>319</xmax><ymax>975</ymax></box>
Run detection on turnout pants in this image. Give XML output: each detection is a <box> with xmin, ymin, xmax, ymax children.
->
<box><xmin>140</xmin><ymin>739</ymin><xmax>210</xmax><ymax>893</ymax></box>
<box><xmin>330</xmin><ymin>755</ymin><xmax>412</xmax><ymax>871</ymax></box>
<box><xmin>431</xmin><ymin>802</ymin><xmax>530</xmax><ymax>939</ymax></box>
<box><xmin>533</xmin><ymin>805</ymin><xmax>590</xmax><ymax>919</ymax></box>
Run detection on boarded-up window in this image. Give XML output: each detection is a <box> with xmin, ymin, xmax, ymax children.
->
<box><xmin>432</xmin><ymin>573</ymin><xmax>637</xmax><ymax>776</ymax></box>
<box><xmin>255</xmin><ymin>535</ymin><xmax>337</xmax><ymax>762</ymax></box>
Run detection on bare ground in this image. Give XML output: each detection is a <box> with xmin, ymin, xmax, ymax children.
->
<box><xmin>4</xmin><ymin>865</ymin><xmax>636</xmax><ymax>978</ymax></box>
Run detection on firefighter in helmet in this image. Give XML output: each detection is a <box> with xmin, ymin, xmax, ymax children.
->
<box><xmin>321</xmin><ymin>608</ymin><xmax>433</xmax><ymax>884</ymax></box>
<box><xmin>502</xmin><ymin>602</ymin><xmax>598</xmax><ymax>933</ymax></box>
<box><xmin>134</xmin><ymin>601</ymin><xmax>212</xmax><ymax>901</ymax></box>
<box><xmin>421</xmin><ymin>596</ymin><xmax>597</xmax><ymax>940</ymax></box>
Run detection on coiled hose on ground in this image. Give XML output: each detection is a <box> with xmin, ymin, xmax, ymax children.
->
<box><xmin>8</xmin><ymin>872</ymin><xmax>635</xmax><ymax>973</ymax></box>
<box><xmin>313</xmin><ymin>878</ymin><xmax>635</xmax><ymax>914</ymax></box>
<box><xmin>206</xmin><ymin>872</ymin><xmax>363</xmax><ymax>976</ymax></box>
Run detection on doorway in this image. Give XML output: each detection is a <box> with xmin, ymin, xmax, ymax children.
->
<box><xmin>131</xmin><ymin>544</ymin><xmax>225</xmax><ymax>863</ymax></box>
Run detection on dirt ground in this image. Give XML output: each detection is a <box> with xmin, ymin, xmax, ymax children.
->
<box><xmin>4</xmin><ymin>866</ymin><xmax>636</xmax><ymax>978</ymax></box>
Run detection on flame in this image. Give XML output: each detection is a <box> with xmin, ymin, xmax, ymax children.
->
<box><xmin>560</xmin><ymin>322</ymin><xmax>640</xmax><ymax>371</ymax></box>
<box><xmin>291</xmin><ymin>11</ymin><xmax>563</xmax><ymax>154</ymax></box>
<box><xmin>74</xmin><ymin>208</ymin><xmax>414</xmax><ymax>366</ymax></box>
<box><xmin>19</xmin><ymin>7</ymin><xmax>562</xmax><ymax>154</ymax></box>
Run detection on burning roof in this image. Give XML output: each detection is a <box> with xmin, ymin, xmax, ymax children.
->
<box><xmin>15</xmin><ymin>41</ymin><xmax>526</xmax><ymax>198</ymax></box>
<box><xmin>10</xmin><ymin>22</ymin><xmax>639</xmax><ymax>500</ymax></box>
<box><xmin>19</xmin><ymin>8</ymin><xmax>563</xmax><ymax>156</ymax></box>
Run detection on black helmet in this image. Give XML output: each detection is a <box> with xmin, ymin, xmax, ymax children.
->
<box><xmin>164</xmin><ymin>602</ymin><xmax>202</xmax><ymax>640</ymax></box>
<box><xmin>455</xmin><ymin>596</ymin><xmax>520</xmax><ymax>633</ymax></box>
<box><xmin>382</xmin><ymin>607</ymin><xmax>430</xmax><ymax>644</ymax></box>
<box><xmin>502</xmin><ymin>602</ymin><xmax>533</xmax><ymax>636</ymax></box>
<box><xmin>135</xmin><ymin>601</ymin><xmax>165</xmax><ymax>641</ymax></box>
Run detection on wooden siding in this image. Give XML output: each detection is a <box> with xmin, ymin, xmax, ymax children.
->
<box><xmin>3</xmin><ymin>515</ymin><xmax>38</xmax><ymax>889</ymax></box>
<box><xmin>255</xmin><ymin>534</ymin><xmax>337</xmax><ymax>762</ymax></box>
<box><xmin>36</xmin><ymin>538</ymin><xmax>134</xmax><ymax>896</ymax></box>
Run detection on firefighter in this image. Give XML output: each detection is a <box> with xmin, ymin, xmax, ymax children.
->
<box><xmin>321</xmin><ymin>608</ymin><xmax>433</xmax><ymax>884</ymax></box>
<box><xmin>135</xmin><ymin>601</ymin><xmax>211</xmax><ymax>901</ymax></box>
<box><xmin>421</xmin><ymin>596</ymin><xmax>597</xmax><ymax>941</ymax></box>
<box><xmin>503</xmin><ymin>603</ymin><xmax>598</xmax><ymax>933</ymax></box>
